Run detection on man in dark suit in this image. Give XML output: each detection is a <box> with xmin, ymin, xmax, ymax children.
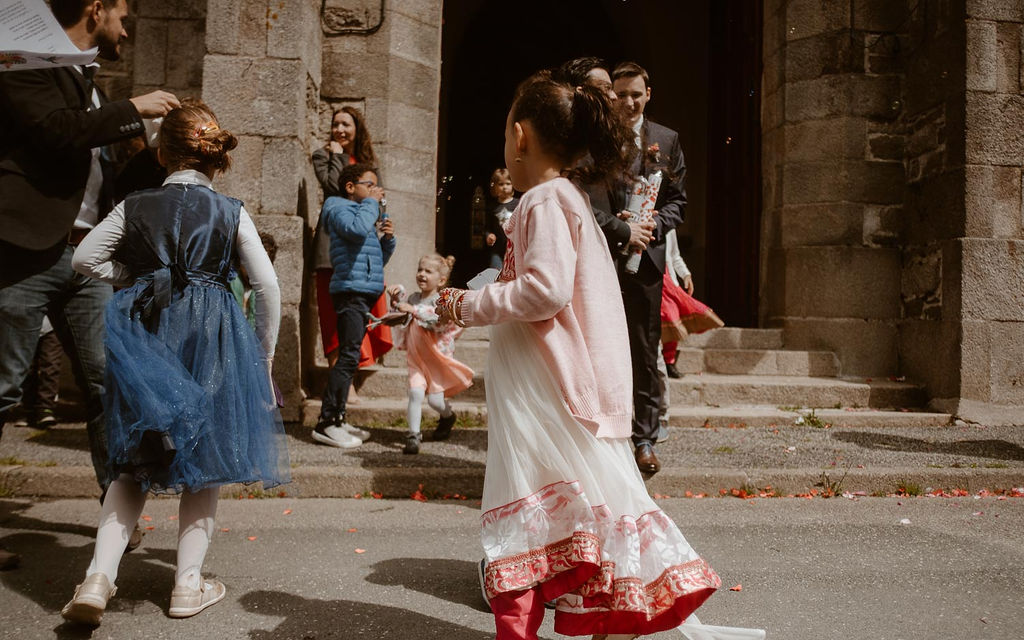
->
<box><xmin>591</xmin><ymin>62</ymin><xmax>687</xmax><ymax>475</ymax></box>
<box><xmin>0</xmin><ymin>0</ymin><xmax>178</xmax><ymax>495</ymax></box>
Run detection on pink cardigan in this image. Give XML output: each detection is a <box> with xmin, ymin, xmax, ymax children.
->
<box><xmin>461</xmin><ymin>177</ymin><xmax>633</xmax><ymax>439</ymax></box>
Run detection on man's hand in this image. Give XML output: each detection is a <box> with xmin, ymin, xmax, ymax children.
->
<box><xmin>366</xmin><ymin>186</ymin><xmax>385</xmax><ymax>202</ymax></box>
<box><xmin>682</xmin><ymin>274</ymin><xmax>694</xmax><ymax>295</ymax></box>
<box><xmin>129</xmin><ymin>90</ymin><xmax>180</xmax><ymax>118</ymax></box>
<box><xmin>379</xmin><ymin>218</ymin><xmax>394</xmax><ymax>238</ymax></box>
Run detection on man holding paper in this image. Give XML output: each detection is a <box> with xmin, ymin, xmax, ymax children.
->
<box><xmin>600</xmin><ymin>61</ymin><xmax>687</xmax><ymax>475</ymax></box>
<box><xmin>0</xmin><ymin>0</ymin><xmax>178</xmax><ymax>502</ymax></box>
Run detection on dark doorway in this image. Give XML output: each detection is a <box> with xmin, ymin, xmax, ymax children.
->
<box><xmin>437</xmin><ymin>0</ymin><xmax>761</xmax><ymax>326</ymax></box>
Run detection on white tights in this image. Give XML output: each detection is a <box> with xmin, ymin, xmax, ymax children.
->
<box><xmin>406</xmin><ymin>387</ymin><xmax>453</xmax><ymax>434</ymax></box>
<box><xmin>86</xmin><ymin>473</ymin><xmax>218</xmax><ymax>589</ymax></box>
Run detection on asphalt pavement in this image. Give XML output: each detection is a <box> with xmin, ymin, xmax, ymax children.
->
<box><xmin>1</xmin><ymin>496</ymin><xmax>1022</xmax><ymax>640</ymax></box>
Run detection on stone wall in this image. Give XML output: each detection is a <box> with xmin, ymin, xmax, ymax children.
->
<box><xmin>761</xmin><ymin>0</ymin><xmax>907</xmax><ymax>376</ymax></box>
<box><xmin>765</xmin><ymin>0</ymin><xmax>1024</xmax><ymax>422</ymax></box>
<box><xmin>202</xmin><ymin>0</ymin><xmax>324</xmax><ymax>420</ymax></box>
<box><xmin>953</xmin><ymin>0</ymin><xmax>1024</xmax><ymax>423</ymax></box>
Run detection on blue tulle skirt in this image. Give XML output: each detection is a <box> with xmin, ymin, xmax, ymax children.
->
<box><xmin>102</xmin><ymin>279</ymin><xmax>291</xmax><ymax>494</ymax></box>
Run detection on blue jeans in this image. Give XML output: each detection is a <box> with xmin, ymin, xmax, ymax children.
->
<box><xmin>318</xmin><ymin>291</ymin><xmax>377</xmax><ymax>424</ymax></box>
<box><xmin>0</xmin><ymin>240</ymin><xmax>112</xmax><ymax>488</ymax></box>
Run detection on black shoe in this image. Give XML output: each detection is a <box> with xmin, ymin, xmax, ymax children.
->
<box><xmin>665</xmin><ymin>362</ymin><xmax>681</xmax><ymax>379</ymax></box>
<box><xmin>430</xmin><ymin>412</ymin><xmax>456</xmax><ymax>441</ymax></box>
<box><xmin>403</xmin><ymin>433</ymin><xmax>421</xmax><ymax>455</ymax></box>
<box><xmin>0</xmin><ymin>547</ymin><xmax>19</xmax><ymax>571</ymax></box>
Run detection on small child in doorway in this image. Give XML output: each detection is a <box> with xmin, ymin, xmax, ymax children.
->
<box><xmin>484</xmin><ymin>168</ymin><xmax>519</xmax><ymax>270</ymax></box>
<box><xmin>388</xmin><ymin>254</ymin><xmax>473</xmax><ymax>454</ymax></box>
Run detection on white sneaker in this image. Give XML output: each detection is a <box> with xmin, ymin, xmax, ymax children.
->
<box><xmin>312</xmin><ymin>422</ymin><xmax>362</xmax><ymax>449</ymax></box>
<box><xmin>340</xmin><ymin>422</ymin><xmax>370</xmax><ymax>441</ymax></box>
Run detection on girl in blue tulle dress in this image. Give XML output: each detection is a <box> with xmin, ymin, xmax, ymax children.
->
<box><xmin>61</xmin><ymin>99</ymin><xmax>289</xmax><ymax>626</ymax></box>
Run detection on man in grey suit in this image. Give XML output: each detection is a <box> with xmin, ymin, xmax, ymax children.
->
<box><xmin>0</xmin><ymin>0</ymin><xmax>178</xmax><ymax>498</ymax></box>
<box><xmin>596</xmin><ymin>61</ymin><xmax>687</xmax><ymax>475</ymax></box>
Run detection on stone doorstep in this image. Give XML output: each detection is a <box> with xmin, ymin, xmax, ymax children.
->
<box><xmin>383</xmin><ymin>343</ymin><xmax>840</xmax><ymax>377</ymax></box>
<box><xmin>4</xmin><ymin>464</ymin><xmax>1022</xmax><ymax>499</ymax></box>
<box><xmin>304</xmin><ymin>398</ymin><xmax>951</xmax><ymax>429</ymax></box>
<box><xmin>350</xmin><ymin>369</ymin><xmax>927</xmax><ymax>408</ymax></box>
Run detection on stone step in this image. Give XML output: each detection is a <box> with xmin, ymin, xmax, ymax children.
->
<box><xmin>384</xmin><ymin>343</ymin><xmax>838</xmax><ymax>377</ymax></box>
<box><xmin>698</xmin><ymin>348</ymin><xmax>840</xmax><ymax>376</ymax></box>
<box><xmin>681</xmin><ymin>327</ymin><xmax>784</xmax><ymax>349</ymax></box>
<box><xmin>353</xmin><ymin>368</ymin><xmax>926</xmax><ymax>409</ymax></box>
<box><xmin>302</xmin><ymin>397</ymin><xmax>952</xmax><ymax>429</ymax></box>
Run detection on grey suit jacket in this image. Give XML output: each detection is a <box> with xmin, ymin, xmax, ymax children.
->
<box><xmin>587</xmin><ymin>118</ymin><xmax>687</xmax><ymax>277</ymax></box>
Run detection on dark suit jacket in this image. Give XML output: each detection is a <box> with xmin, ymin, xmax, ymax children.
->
<box><xmin>587</xmin><ymin>118</ymin><xmax>687</xmax><ymax>278</ymax></box>
<box><xmin>0</xmin><ymin>66</ymin><xmax>144</xmax><ymax>250</ymax></box>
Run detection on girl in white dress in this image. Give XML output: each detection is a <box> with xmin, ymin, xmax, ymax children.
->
<box><xmin>436</xmin><ymin>72</ymin><xmax>764</xmax><ymax>640</ymax></box>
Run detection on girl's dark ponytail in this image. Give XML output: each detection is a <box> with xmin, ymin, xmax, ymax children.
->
<box><xmin>511</xmin><ymin>71</ymin><xmax>634</xmax><ymax>187</ymax></box>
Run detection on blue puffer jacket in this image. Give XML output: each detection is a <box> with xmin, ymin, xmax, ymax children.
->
<box><xmin>323</xmin><ymin>195</ymin><xmax>396</xmax><ymax>296</ymax></box>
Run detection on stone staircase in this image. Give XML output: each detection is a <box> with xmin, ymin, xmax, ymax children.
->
<box><xmin>303</xmin><ymin>326</ymin><xmax>952</xmax><ymax>428</ymax></box>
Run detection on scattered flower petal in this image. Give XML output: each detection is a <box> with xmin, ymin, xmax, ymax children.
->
<box><xmin>729</xmin><ymin>584</ymin><xmax>742</xmax><ymax>591</ymax></box>
<box><xmin>283</xmin><ymin>509</ymin><xmax>293</xmax><ymax>515</ymax></box>
<box><xmin>354</xmin><ymin>548</ymin><xmax>366</xmax><ymax>554</ymax></box>
<box><xmin>348</xmin><ymin>528</ymin><xmax>358</xmax><ymax>533</ymax></box>
<box><xmin>141</xmin><ymin>515</ymin><xmax>152</xmax><ymax>522</ymax></box>
<box><xmin>899</xmin><ymin>518</ymin><xmax>911</xmax><ymax>525</ymax></box>
<box><xmin>247</xmin><ymin>536</ymin><xmax>257</xmax><ymax>541</ymax></box>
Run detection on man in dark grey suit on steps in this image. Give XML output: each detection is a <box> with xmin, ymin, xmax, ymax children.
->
<box><xmin>592</xmin><ymin>61</ymin><xmax>687</xmax><ymax>475</ymax></box>
<box><xmin>0</xmin><ymin>0</ymin><xmax>178</xmax><ymax>499</ymax></box>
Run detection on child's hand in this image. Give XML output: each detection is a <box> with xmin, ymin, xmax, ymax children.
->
<box><xmin>485</xmin><ymin>233</ymin><xmax>496</xmax><ymax>246</ymax></box>
<box><xmin>365</xmin><ymin>186</ymin><xmax>385</xmax><ymax>201</ymax></box>
<box><xmin>397</xmin><ymin>302</ymin><xmax>415</xmax><ymax>314</ymax></box>
<box><xmin>387</xmin><ymin>285</ymin><xmax>405</xmax><ymax>300</ymax></box>
<box><xmin>379</xmin><ymin>218</ymin><xmax>394</xmax><ymax>238</ymax></box>
<box><xmin>682</xmin><ymin>274</ymin><xmax>694</xmax><ymax>295</ymax></box>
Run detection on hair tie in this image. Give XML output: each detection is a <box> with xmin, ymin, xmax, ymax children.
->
<box><xmin>192</xmin><ymin>121</ymin><xmax>219</xmax><ymax>138</ymax></box>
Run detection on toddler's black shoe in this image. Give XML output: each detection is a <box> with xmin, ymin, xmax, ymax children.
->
<box><xmin>431</xmin><ymin>412</ymin><xmax>456</xmax><ymax>441</ymax></box>
<box><xmin>403</xmin><ymin>433</ymin><xmax>421</xmax><ymax>455</ymax></box>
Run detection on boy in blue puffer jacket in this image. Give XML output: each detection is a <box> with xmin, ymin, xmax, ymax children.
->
<box><xmin>314</xmin><ymin>163</ymin><xmax>397</xmax><ymax>448</ymax></box>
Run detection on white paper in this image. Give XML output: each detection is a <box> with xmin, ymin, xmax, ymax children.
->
<box><xmin>1</xmin><ymin>0</ymin><xmax>97</xmax><ymax>71</ymax></box>
<box><xmin>467</xmin><ymin>268</ymin><xmax>499</xmax><ymax>290</ymax></box>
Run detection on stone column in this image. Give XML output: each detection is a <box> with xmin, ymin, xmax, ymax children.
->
<box><xmin>953</xmin><ymin>0</ymin><xmax>1024</xmax><ymax>423</ymax></box>
<box><xmin>761</xmin><ymin>0</ymin><xmax>906</xmax><ymax>376</ymax></box>
<box><xmin>203</xmin><ymin>0</ymin><xmax>324</xmax><ymax>421</ymax></box>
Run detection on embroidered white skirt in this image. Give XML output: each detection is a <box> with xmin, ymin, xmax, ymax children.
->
<box><xmin>480</xmin><ymin>320</ymin><xmax>721</xmax><ymax>636</ymax></box>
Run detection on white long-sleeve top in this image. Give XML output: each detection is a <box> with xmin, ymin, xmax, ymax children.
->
<box><xmin>664</xmin><ymin>228</ymin><xmax>691</xmax><ymax>287</ymax></box>
<box><xmin>71</xmin><ymin>170</ymin><xmax>281</xmax><ymax>359</ymax></box>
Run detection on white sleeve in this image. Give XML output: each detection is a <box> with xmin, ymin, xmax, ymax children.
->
<box><xmin>237</xmin><ymin>208</ymin><xmax>281</xmax><ymax>360</ymax></box>
<box><xmin>71</xmin><ymin>203</ymin><xmax>133</xmax><ymax>286</ymax></box>
<box><xmin>665</xmin><ymin>229</ymin><xmax>691</xmax><ymax>280</ymax></box>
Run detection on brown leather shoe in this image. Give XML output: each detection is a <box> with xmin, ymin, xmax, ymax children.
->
<box><xmin>125</xmin><ymin>522</ymin><xmax>144</xmax><ymax>552</ymax></box>
<box><xmin>634</xmin><ymin>443</ymin><xmax>660</xmax><ymax>475</ymax></box>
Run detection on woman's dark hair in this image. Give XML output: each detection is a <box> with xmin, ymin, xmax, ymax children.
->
<box><xmin>328</xmin><ymin>106</ymin><xmax>377</xmax><ymax>165</ymax></box>
<box><xmin>511</xmin><ymin>70</ymin><xmax>634</xmax><ymax>185</ymax></box>
<box><xmin>159</xmin><ymin>98</ymin><xmax>238</xmax><ymax>175</ymax></box>
<box><xmin>554</xmin><ymin>56</ymin><xmax>608</xmax><ymax>87</ymax></box>
<box><xmin>338</xmin><ymin>162</ymin><xmax>378</xmax><ymax>195</ymax></box>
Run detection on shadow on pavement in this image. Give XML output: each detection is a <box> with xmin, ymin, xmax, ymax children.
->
<box><xmin>13</xmin><ymin>424</ymin><xmax>93</xmax><ymax>454</ymax></box>
<box><xmin>365</xmin><ymin>557</ymin><xmax>489</xmax><ymax>612</ymax></box>
<box><xmin>239</xmin><ymin>591</ymin><xmax>494</xmax><ymax>639</ymax></box>
<box><xmin>832</xmin><ymin>431</ymin><xmax>1024</xmax><ymax>461</ymax></box>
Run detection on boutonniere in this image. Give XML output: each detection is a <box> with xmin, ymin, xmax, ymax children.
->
<box><xmin>646</xmin><ymin>142</ymin><xmax>661</xmax><ymax>164</ymax></box>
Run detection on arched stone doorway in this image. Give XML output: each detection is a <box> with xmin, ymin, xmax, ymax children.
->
<box><xmin>437</xmin><ymin>0</ymin><xmax>762</xmax><ymax>326</ymax></box>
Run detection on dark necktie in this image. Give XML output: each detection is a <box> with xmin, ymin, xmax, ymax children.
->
<box><xmin>81</xmin><ymin>66</ymin><xmax>97</xmax><ymax>109</ymax></box>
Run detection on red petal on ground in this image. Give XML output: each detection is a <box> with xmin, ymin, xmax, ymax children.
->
<box><xmin>283</xmin><ymin>509</ymin><xmax>293</xmax><ymax>515</ymax></box>
<box><xmin>220</xmin><ymin>528</ymin><xmax>230</xmax><ymax>532</ymax></box>
<box><xmin>348</xmin><ymin>528</ymin><xmax>357</xmax><ymax>532</ymax></box>
<box><xmin>354</xmin><ymin>548</ymin><xmax>366</xmax><ymax>554</ymax></box>
<box><xmin>141</xmin><ymin>515</ymin><xmax>152</xmax><ymax>522</ymax></box>
<box><xmin>145</xmin><ymin>526</ymin><xmax>154</xmax><ymax>531</ymax></box>
<box><xmin>247</xmin><ymin>536</ymin><xmax>257</xmax><ymax>541</ymax></box>
<box><xmin>729</xmin><ymin>584</ymin><xmax>743</xmax><ymax>591</ymax></box>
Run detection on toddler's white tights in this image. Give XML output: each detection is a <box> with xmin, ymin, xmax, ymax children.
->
<box><xmin>86</xmin><ymin>473</ymin><xmax>218</xmax><ymax>590</ymax></box>
<box><xmin>406</xmin><ymin>387</ymin><xmax>453</xmax><ymax>434</ymax></box>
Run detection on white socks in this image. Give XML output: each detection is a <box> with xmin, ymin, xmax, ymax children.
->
<box><xmin>87</xmin><ymin>474</ymin><xmax>147</xmax><ymax>584</ymax></box>
<box><xmin>85</xmin><ymin>473</ymin><xmax>219</xmax><ymax>590</ymax></box>
<box><xmin>407</xmin><ymin>387</ymin><xmax>454</xmax><ymax>435</ymax></box>
<box><xmin>175</xmin><ymin>486</ymin><xmax>218</xmax><ymax>590</ymax></box>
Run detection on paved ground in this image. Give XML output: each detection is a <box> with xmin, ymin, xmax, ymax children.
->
<box><xmin>2</xmin><ymin>419</ymin><xmax>1024</xmax><ymax>499</ymax></box>
<box><xmin>1</xmin><ymin>496</ymin><xmax>1022</xmax><ymax>639</ymax></box>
